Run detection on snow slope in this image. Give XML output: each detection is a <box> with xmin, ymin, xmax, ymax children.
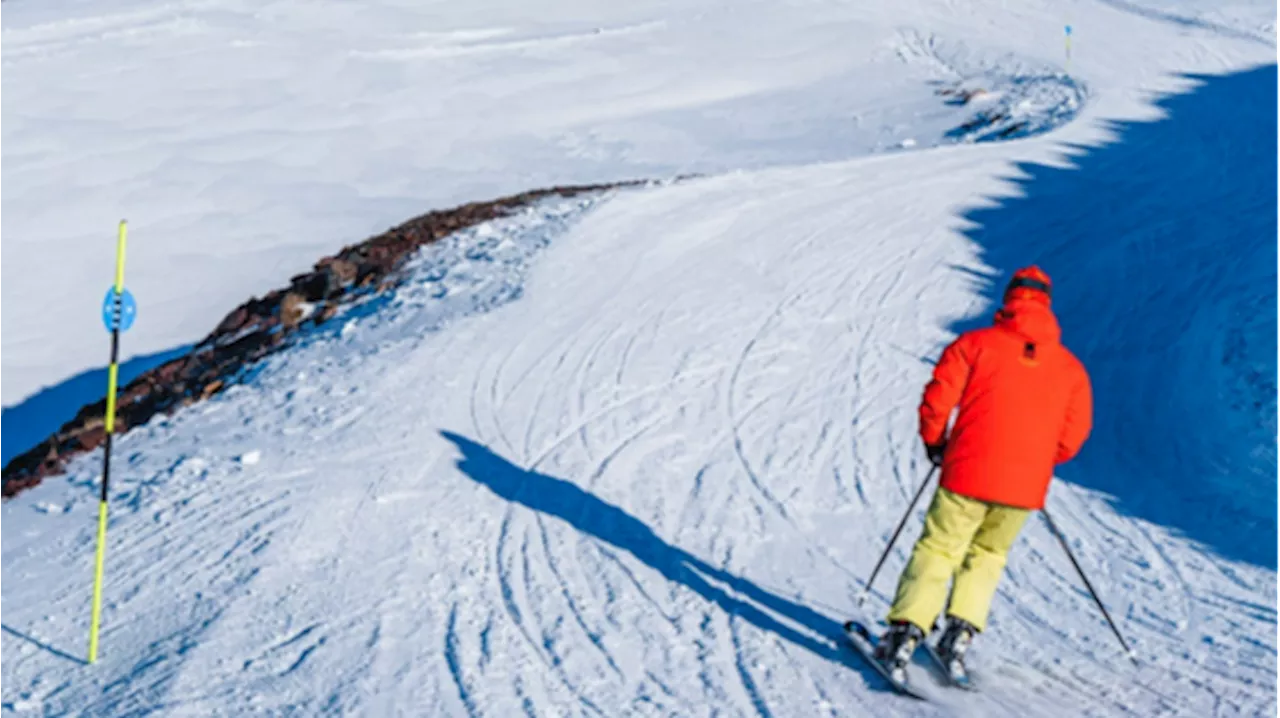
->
<box><xmin>2</xmin><ymin>0</ymin><xmax>1276</xmax><ymax>716</ymax></box>
<box><xmin>3</xmin><ymin>0</ymin><xmax>1105</xmax><ymax>414</ymax></box>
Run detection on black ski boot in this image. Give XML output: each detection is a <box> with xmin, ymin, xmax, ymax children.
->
<box><xmin>874</xmin><ymin>621</ymin><xmax>925</xmax><ymax>686</ymax></box>
<box><xmin>934</xmin><ymin>617</ymin><xmax>977</xmax><ymax>686</ymax></box>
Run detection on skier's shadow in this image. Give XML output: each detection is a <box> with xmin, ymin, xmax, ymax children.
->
<box><xmin>440</xmin><ymin>431</ymin><xmax>891</xmax><ymax>692</ymax></box>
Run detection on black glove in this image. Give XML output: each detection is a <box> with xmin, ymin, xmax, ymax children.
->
<box><xmin>925</xmin><ymin>441</ymin><xmax>946</xmax><ymax>466</ymax></box>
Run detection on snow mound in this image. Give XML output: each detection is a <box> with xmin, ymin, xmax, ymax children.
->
<box><xmin>939</xmin><ymin>74</ymin><xmax>1087</xmax><ymax>143</ymax></box>
<box><xmin>890</xmin><ymin>29</ymin><xmax>1088</xmax><ymax>145</ymax></box>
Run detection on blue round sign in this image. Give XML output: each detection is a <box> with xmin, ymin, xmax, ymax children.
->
<box><xmin>102</xmin><ymin>288</ymin><xmax>137</xmax><ymax>332</ymax></box>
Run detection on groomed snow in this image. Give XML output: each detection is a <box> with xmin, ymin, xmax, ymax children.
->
<box><xmin>4</xmin><ymin>0</ymin><xmax>1207</xmax><ymax>411</ymax></box>
<box><xmin>2</xmin><ymin>0</ymin><xmax>1276</xmax><ymax>715</ymax></box>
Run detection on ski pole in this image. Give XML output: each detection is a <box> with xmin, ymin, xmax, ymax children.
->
<box><xmin>1041</xmin><ymin>509</ymin><xmax>1138</xmax><ymax>666</ymax></box>
<box><xmin>856</xmin><ymin>465</ymin><xmax>938</xmax><ymax>608</ymax></box>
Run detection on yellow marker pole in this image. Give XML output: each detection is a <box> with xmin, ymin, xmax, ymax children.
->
<box><xmin>88</xmin><ymin>220</ymin><xmax>128</xmax><ymax>664</ymax></box>
<box><xmin>1065</xmin><ymin>23</ymin><xmax>1073</xmax><ymax>73</ymax></box>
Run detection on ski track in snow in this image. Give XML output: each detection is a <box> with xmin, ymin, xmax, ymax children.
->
<box><xmin>1093</xmin><ymin>0</ymin><xmax>1277</xmax><ymax>46</ymax></box>
<box><xmin>5</xmin><ymin>163</ymin><xmax>1274</xmax><ymax>715</ymax></box>
<box><xmin>2</xmin><ymin>1</ymin><xmax>1276</xmax><ymax>716</ymax></box>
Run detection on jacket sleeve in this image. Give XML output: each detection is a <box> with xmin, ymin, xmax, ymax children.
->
<box><xmin>1055</xmin><ymin>364</ymin><xmax>1093</xmax><ymax>464</ymax></box>
<box><xmin>919</xmin><ymin>336</ymin><xmax>972</xmax><ymax>446</ymax></box>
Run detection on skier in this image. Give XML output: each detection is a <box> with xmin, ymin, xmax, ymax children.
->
<box><xmin>875</xmin><ymin>265</ymin><xmax>1093</xmax><ymax>685</ymax></box>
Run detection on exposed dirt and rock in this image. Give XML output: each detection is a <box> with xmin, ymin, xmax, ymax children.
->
<box><xmin>2</xmin><ymin>180</ymin><xmax>646</xmax><ymax>498</ymax></box>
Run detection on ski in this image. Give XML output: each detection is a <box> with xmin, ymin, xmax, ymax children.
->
<box><xmin>841</xmin><ymin>620</ymin><xmax>929</xmax><ymax>701</ymax></box>
<box><xmin>921</xmin><ymin>641</ymin><xmax>977</xmax><ymax>691</ymax></box>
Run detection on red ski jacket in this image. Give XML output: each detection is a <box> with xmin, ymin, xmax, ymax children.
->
<box><xmin>919</xmin><ymin>298</ymin><xmax>1093</xmax><ymax>510</ymax></box>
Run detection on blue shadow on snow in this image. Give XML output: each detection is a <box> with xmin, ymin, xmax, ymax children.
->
<box><xmin>2</xmin><ymin>345</ymin><xmax>192</xmax><ymax>467</ymax></box>
<box><xmin>440</xmin><ymin>431</ymin><xmax>895</xmax><ymax>695</ymax></box>
<box><xmin>949</xmin><ymin>65</ymin><xmax>1277</xmax><ymax>568</ymax></box>
<box><xmin>0</xmin><ymin>623</ymin><xmax>87</xmax><ymax>666</ymax></box>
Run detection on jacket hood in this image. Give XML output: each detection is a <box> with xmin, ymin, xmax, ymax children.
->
<box><xmin>994</xmin><ymin>298</ymin><xmax>1061</xmax><ymax>345</ymax></box>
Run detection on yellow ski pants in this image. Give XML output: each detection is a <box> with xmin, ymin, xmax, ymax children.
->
<box><xmin>886</xmin><ymin>487</ymin><xmax>1030</xmax><ymax>633</ymax></box>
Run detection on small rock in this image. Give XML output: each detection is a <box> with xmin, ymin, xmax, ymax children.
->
<box><xmin>280</xmin><ymin>292</ymin><xmax>314</xmax><ymax>329</ymax></box>
<box><xmin>316</xmin><ymin>303</ymin><xmax>340</xmax><ymax>324</ymax></box>
<box><xmin>201</xmin><ymin>380</ymin><xmax>225</xmax><ymax>400</ymax></box>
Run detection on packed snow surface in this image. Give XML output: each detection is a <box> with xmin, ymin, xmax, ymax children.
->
<box><xmin>2</xmin><ymin>0</ymin><xmax>1275</xmax><ymax>716</ymax></box>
